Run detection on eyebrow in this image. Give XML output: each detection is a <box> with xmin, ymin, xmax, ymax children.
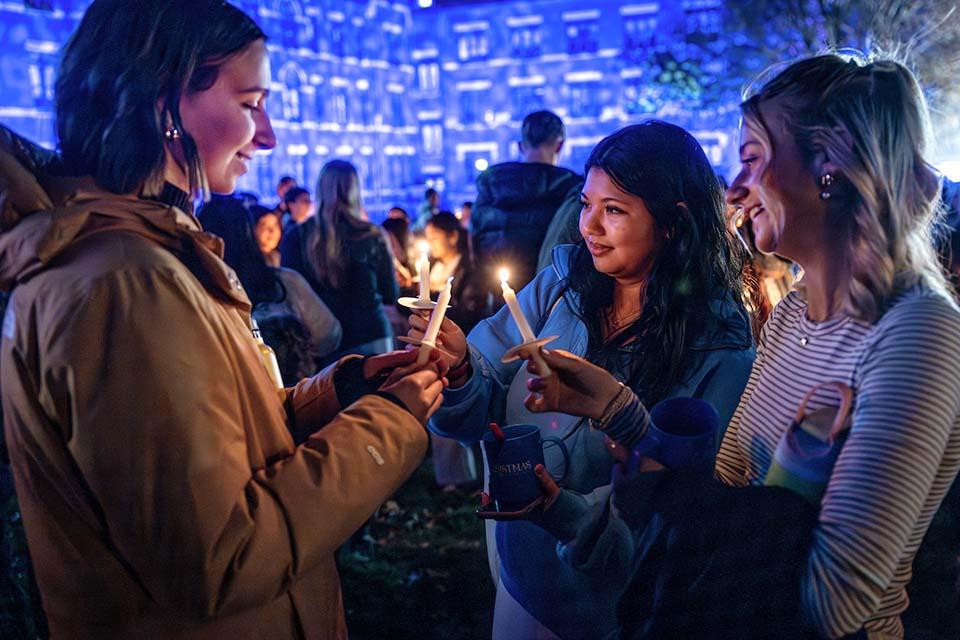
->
<box><xmin>739</xmin><ymin>141</ymin><xmax>761</xmax><ymax>154</ymax></box>
<box><xmin>239</xmin><ymin>86</ymin><xmax>270</xmax><ymax>95</ymax></box>
<box><xmin>581</xmin><ymin>192</ymin><xmax>630</xmax><ymax>206</ymax></box>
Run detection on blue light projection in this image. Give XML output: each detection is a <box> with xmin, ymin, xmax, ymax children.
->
<box><xmin>0</xmin><ymin>0</ymin><xmax>753</xmax><ymax>217</ymax></box>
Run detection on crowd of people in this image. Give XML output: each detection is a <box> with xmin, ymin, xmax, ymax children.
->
<box><xmin>1</xmin><ymin>1</ymin><xmax>960</xmax><ymax>639</ymax></box>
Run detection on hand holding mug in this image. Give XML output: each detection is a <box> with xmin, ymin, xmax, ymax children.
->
<box><xmin>523</xmin><ymin>348</ymin><xmax>622</xmax><ymax>419</ymax></box>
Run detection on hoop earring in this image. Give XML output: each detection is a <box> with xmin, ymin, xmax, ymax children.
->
<box><xmin>164</xmin><ymin>126</ymin><xmax>182</xmax><ymax>142</ymax></box>
<box><xmin>819</xmin><ymin>173</ymin><xmax>834</xmax><ymax>200</ymax></box>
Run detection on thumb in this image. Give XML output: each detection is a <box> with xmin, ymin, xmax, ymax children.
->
<box><xmin>534</xmin><ymin>463</ymin><xmax>561</xmax><ymax>502</ymax></box>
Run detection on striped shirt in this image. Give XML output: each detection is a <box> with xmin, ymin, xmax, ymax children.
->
<box><xmin>715</xmin><ymin>283</ymin><xmax>960</xmax><ymax>639</ymax></box>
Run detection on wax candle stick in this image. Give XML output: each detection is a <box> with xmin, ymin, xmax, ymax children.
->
<box><xmin>417</xmin><ymin>249</ymin><xmax>430</xmax><ymax>302</ymax></box>
<box><xmin>498</xmin><ymin>267</ymin><xmax>551</xmax><ymax>376</ymax></box>
<box><xmin>499</xmin><ymin>268</ymin><xmax>535</xmax><ymax>342</ymax></box>
<box><xmin>418</xmin><ymin>277</ymin><xmax>452</xmax><ymax>364</ymax></box>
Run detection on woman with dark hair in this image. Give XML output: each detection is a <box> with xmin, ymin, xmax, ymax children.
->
<box><xmin>0</xmin><ymin>1</ymin><xmax>443</xmax><ymax>636</ymax></box>
<box><xmin>424</xmin><ymin>211</ymin><xmax>490</xmax><ymax>334</ymax></box>
<box><xmin>282</xmin><ymin>159</ymin><xmax>400</xmax><ymax>357</ymax></box>
<box><xmin>519</xmin><ymin>56</ymin><xmax>960</xmax><ymax>639</ymax></box>
<box><xmin>198</xmin><ymin>196</ymin><xmax>342</xmax><ymax>372</ymax></box>
<box><xmin>251</xmin><ymin>203</ymin><xmax>283</xmax><ymax>267</ymax></box>
<box><xmin>410</xmin><ymin>120</ymin><xmax>755</xmax><ymax>638</ymax></box>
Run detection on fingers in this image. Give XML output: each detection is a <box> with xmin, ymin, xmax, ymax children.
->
<box><xmin>382</xmin><ymin>353</ymin><xmax>442</xmax><ymax>387</ymax></box>
<box><xmin>409</xmin><ymin>313</ymin><xmax>462</xmax><ymax>335</ymax></box>
<box><xmin>424</xmin><ymin>387</ymin><xmax>445</xmax><ymax>421</ymax></box>
<box><xmin>364</xmin><ymin>349</ymin><xmax>418</xmax><ymax>379</ymax></box>
<box><xmin>534</xmin><ymin>464</ymin><xmax>561</xmax><ymax>504</ymax></box>
<box><xmin>537</xmin><ymin>348</ymin><xmax>580</xmax><ymax>371</ymax></box>
<box><xmin>523</xmin><ymin>391</ymin><xmax>549</xmax><ymax>413</ymax></box>
<box><xmin>526</xmin><ymin>377</ymin><xmax>548</xmax><ymax>393</ymax></box>
<box><xmin>408</xmin><ymin>313</ymin><xmax>428</xmax><ymax>331</ymax></box>
<box><xmin>424</xmin><ymin>376</ymin><xmax>445</xmax><ymax>398</ymax></box>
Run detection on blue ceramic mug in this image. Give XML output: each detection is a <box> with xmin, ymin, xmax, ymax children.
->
<box><xmin>631</xmin><ymin>398</ymin><xmax>719</xmax><ymax>470</ymax></box>
<box><xmin>481</xmin><ymin>424</ymin><xmax>570</xmax><ymax>511</ymax></box>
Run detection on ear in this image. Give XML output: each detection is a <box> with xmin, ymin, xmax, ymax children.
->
<box><xmin>518</xmin><ymin>141</ymin><xmax>526</xmax><ymax>156</ymax></box>
<box><xmin>554</xmin><ymin>139</ymin><xmax>564</xmax><ymax>154</ymax></box>
<box><xmin>811</xmin><ymin>149</ymin><xmax>839</xmax><ymax>179</ymax></box>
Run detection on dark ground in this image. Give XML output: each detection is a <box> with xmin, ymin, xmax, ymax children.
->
<box><xmin>340</xmin><ymin>460</ymin><xmax>495</xmax><ymax>640</ymax></box>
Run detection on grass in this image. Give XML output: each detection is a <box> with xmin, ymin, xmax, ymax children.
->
<box><xmin>339</xmin><ymin>461</ymin><xmax>495</xmax><ymax>640</ymax></box>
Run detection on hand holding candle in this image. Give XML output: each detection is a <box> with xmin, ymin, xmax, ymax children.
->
<box><xmin>418</xmin><ymin>276</ymin><xmax>453</xmax><ymax>364</ymax></box>
<box><xmin>498</xmin><ymin>267</ymin><xmax>551</xmax><ymax>376</ymax></box>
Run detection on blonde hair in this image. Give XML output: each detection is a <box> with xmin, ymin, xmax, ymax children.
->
<box><xmin>741</xmin><ymin>53</ymin><xmax>950</xmax><ymax>322</ymax></box>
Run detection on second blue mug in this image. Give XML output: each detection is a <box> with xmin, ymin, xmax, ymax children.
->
<box><xmin>631</xmin><ymin>397</ymin><xmax>719</xmax><ymax>470</ymax></box>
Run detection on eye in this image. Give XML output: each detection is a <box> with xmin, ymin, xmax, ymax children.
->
<box><xmin>741</xmin><ymin>156</ymin><xmax>759</xmax><ymax>168</ymax></box>
<box><xmin>605</xmin><ymin>206</ymin><xmax>624</xmax><ymax>215</ymax></box>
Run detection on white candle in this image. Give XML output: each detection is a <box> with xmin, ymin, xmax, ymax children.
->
<box><xmin>417</xmin><ymin>250</ymin><xmax>430</xmax><ymax>302</ymax></box>
<box><xmin>422</xmin><ymin>277</ymin><xmax>452</xmax><ymax>347</ymax></box>
<box><xmin>499</xmin><ymin>268</ymin><xmax>535</xmax><ymax>342</ymax></box>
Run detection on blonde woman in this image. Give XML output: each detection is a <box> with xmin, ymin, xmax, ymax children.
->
<box><xmin>520</xmin><ymin>55</ymin><xmax>960</xmax><ymax>638</ymax></box>
<box><xmin>282</xmin><ymin>160</ymin><xmax>400</xmax><ymax>356</ymax></box>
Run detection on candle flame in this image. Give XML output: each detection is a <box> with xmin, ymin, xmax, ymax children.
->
<box><xmin>498</xmin><ymin>267</ymin><xmax>510</xmax><ymax>283</ymax></box>
<box><xmin>416</xmin><ymin>239</ymin><xmax>430</xmax><ymax>255</ymax></box>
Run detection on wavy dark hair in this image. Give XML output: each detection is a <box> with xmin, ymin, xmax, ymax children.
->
<box><xmin>305</xmin><ymin>160</ymin><xmax>377</xmax><ymax>289</ymax></box>
<box><xmin>198</xmin><ymin>196</ymin><xmax>285</xmax><ymax>307</ymax></box>
<box><xmin>568</xmin><ymin>120</ymin><xmax>747</xmax><ymax>404</ymax></box>
<box><xmin>56</xmin><ymin>0</ymin><xmax>265</xmax><ymax>198</ymax></box>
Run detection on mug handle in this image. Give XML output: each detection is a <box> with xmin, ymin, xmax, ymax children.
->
<box><xmin>541</xmin><ymin>437</ymin><xmax>570</xmax><ymax>483</ymax></box>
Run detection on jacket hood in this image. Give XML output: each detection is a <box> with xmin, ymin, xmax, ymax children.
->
<box><xmin>550</xmin><ymin>243</ymin><xmax>754</xmax><ymax>351</ymax></box>
<box><xmin>476</xmin><ymin>162</ymin><xmax>581</xmax><ymax>208</ymax></box>
<box><xmin>0</xmin><ymin>127</ymin><xmax>246</xmax><ymax>307</ymax></box>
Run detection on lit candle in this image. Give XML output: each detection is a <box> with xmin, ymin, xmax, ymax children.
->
<box><xmin>499</xmin><ymin>268</ymin><xmax>535</xmax><ymax>342</ymax></box>
<box><xmin>419</xmin><ymin>277</ymin><xmax>452</xmax><ymax>363</ymax></box>
<box><xmin>417</xmin><ymin>241</ymin><xmax>430</xmax><ymax>302</ymax></box>
<box><xmin>499</xmin><ymin>267</ymin><xmax>551</xmax><ymax>376</ymax></box>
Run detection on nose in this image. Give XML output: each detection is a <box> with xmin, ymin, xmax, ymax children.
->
<box><xmin>253</xmin><ymin>108</ymin><xmax>277</xmax><ymax>151</ymax></box>
<box><xmin>724</xmin><ymin>179</ymin><xmax>749</xmax><ymax>209</ymax></box>
<box><xmin>579</xmin><ymin>204</ymin><xmax>602</xmax><ymax>239</ymax></box>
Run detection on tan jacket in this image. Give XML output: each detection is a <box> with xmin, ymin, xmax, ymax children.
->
<box><xmin>0</xmin><ymin>128</ymin><xmax>427</xmax><ymax>639</ymax></box>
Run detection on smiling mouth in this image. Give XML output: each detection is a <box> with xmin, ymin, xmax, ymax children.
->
<box><xmin>587</xmin><ymin>240</ymin><xmax>613</xmax><ymax>256</ymax></box>
<box><xmin>747</xmin><ymin>205</ymin><xmax>766</xmax><ymax>220</ymax></box>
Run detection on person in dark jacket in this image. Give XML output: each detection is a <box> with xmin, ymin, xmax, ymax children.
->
<box><xmin>282</xmin><ymin>159</ymin><xmax>400</xmax><ymax>357</ymax></box>
<box><xmin>471</xmin><ymin>110</ymin><xmax>583</xmax><ymax>302</ymax></box>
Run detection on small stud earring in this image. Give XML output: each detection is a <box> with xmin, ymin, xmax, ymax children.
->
<box><xmin>164</xmin><ymin>126</ymin><xmax>181</xmax><ymax>142</ymax></box>
<box><xmin>819</xmin><ymin>173</ymin><xmax>834</xmax><ymax>200</ymax></box>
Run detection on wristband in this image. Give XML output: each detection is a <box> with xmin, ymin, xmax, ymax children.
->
<box><xmin>590</xmin><ymin>382</ymin><xmax>634</xmax><ymax>431</ymax></box>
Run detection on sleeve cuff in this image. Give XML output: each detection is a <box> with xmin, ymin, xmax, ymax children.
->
<box><xmin>441</xmin><ymin>352</ymin><xmax>481</xmax><ymax>404</ymax></box>
<box><xmin>332</xmin><ymin>355</ymin><xmax>380</xmax><ymax>408</ymax></box>
<box><xmin>535</xmin><ymin>489</ymin><xmax>592</xmax><ymax>543</ymax></box>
